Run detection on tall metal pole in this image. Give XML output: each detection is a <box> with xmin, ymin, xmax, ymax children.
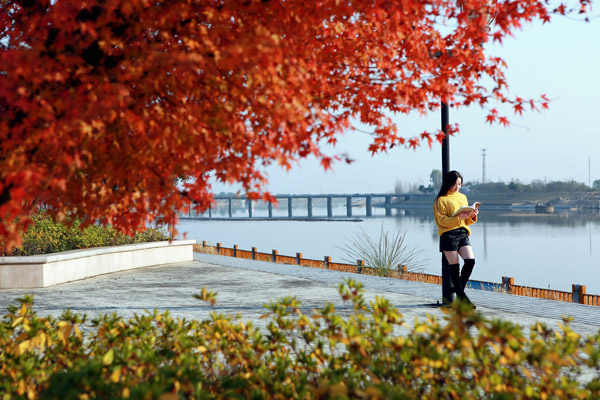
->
<box><xmin>440</xmin><ymin>100</ymin><xmax>453</xmax><ymax>304</ymax></box>
<box><xmin>441</xmin><ymin>102</ymin><xmax>450</xmax><ymax>177</ymax></box>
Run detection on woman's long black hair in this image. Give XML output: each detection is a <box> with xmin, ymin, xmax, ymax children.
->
<box><xmin>435</xmin><ymin>170</ymin><xmax>463</xmax><ymax>201</ymax></box>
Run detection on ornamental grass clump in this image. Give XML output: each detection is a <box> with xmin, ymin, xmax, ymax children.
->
<box><xmin>338</xmin><ymin>223</ymin><xmax>428</xmax><ymax>277</ymax></box>
<box><xmin>1</xmin><ymin>280</ymin><xmax>599</xmax><ymax>399</ymax></box>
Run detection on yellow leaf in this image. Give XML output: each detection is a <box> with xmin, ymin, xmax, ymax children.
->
<box><xmin>566</xmin><ymin>331</ymin><xmax>580</xmax><ymax>340</ymax></box>
<box><xmin>415</xmin><ymin>325</ymin><xmax>429</xmax><ymax>334</ymax></box>
<box><xmin>110</xmin><ymin>367</ymin><xmax>121</xmax><ymax>383</ymax></box>
<box><xmin>18</xmin><ymin>340</ymin><xmax>31</xmax><ymax>355</ymax></box>
<box><xmin>103</xmin><ymin>349</ymin><xmax>114</xmax><ymax>366</ymax></box>
<box><xmin>196</xmin><ymin>345</ymin><xmax>207</xmax><ymax>353</ymax></box>
<box><xmin>18</xmin><ymin>379</ymin><xmax>26</xmax><ymax>395</ymax></box>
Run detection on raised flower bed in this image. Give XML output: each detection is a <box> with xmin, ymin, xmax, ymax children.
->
<box><xmin>0</xmin><ymin>240</ymin><xmax>195</xmax><ymax>289</ymax></box>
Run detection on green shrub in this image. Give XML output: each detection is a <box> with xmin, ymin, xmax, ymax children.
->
<box><xmin>1</xmin><ymin>281</ymin><xmax>599</xmax><ymax>399</ymax></box>
<box><xmin>6</xmin><ymin>211</ymin><xmax>169</xmax><ymax>256</ymax></box>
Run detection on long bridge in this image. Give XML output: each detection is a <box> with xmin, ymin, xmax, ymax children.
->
<box><xmin>182</xmin><ymin>193</ymin><xmax>426</xmax><ymax>219</ymax></box>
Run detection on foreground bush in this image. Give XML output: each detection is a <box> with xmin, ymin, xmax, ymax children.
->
<box><xmin>5</xmin><ymin>211</ymin><xmax>169</xmax><ymax>256</ymax></box>
<box><xmin>1</xmin><ymin>281</ymin><xmax>599</xmax><ymax>399</ymax></box>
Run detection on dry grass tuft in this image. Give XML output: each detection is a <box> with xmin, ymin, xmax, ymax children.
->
<box><xmin>193</xmin><ymin>243</ymin><xmax>218</xmax><ymax>254</ymax></box>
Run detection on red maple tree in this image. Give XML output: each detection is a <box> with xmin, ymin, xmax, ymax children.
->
<box><xmin>0</xmin><ymin>0</ymin><xmax>592</xmax><ymax>249</ymax></box>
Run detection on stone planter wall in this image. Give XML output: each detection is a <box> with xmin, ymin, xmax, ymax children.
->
<box><xmin>0</xmin><ymin>240</ymin><xmax>196</xmax><ymax>289</ymax></box>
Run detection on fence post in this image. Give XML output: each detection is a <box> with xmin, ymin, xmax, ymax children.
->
<box><xmin>502</xmin><ymin>276</ymin><xmax>514</xmax><ymax>294</ymax></box>
<box><xmin>296</xmin><ymin>252</ymin><xmax>302</xmax><ymax>265</ymax></box>
<box><xmin>398</xmin><ymin>264</ymin><xmax>407</xmax><ymax>278</ymax></box>
<box><xmin>572</xmin><ymin>284</ymin><xmax>586</xmax><ymax>304</ymax></box>
<box><xmin>357</xmin><ymin>259</ymin><xmax>364</xmax><ymax>274</ymax></box>
<box><xmin>251</xmin><ymin>247</ymin><xmax>257</xmax><ymax>260</ymax></box>
<box><xmin>324</xmin><ymin>256</ymin><xmax>330</xmax><ymax>269</ymax></box>
<box><xmin>272</xmin><ymin>250</ymin><xmax>278</xmax><ymax>263</ymax></box>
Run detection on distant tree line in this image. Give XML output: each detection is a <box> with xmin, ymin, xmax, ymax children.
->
<box><xmin>467</xmin><ymin>179</ymin><xmax>599</xmax><ymax>194</ymax></box>
<box><xmin>402</xmin><ymin>170</ymin><xmax>600</xmax><ymax>194</ymax></box>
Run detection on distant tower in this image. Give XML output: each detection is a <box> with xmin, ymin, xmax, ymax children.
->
<box><xmin>481</xmin><ymin>148</ymin><xmax>487</xmax><ymax>184</ymax></box>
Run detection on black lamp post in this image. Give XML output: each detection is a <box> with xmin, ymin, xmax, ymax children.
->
<box><xmin>441</xmin><ymin>102</ymin><xmax>450</xmax><ymax>177</ymax></box>
<box><xmin>440</xmin><ymin>101</ymin><xmax>453</xmax><ymax>305</ymax></box>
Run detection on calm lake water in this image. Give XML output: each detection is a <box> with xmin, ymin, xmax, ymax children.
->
<box><xmin>177</xmin><ymin>205</ymin><xmax>600</xmax><ymax>295</ymax></box>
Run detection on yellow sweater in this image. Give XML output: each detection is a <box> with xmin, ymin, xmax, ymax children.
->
<box><xmin>433</xmin><ymin>191</ymin><xmax>477</xmax><ymax>236</ymax></box>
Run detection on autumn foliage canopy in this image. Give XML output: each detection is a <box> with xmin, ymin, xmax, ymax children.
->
<box><xmin>0</xmin><ymin>0</ymin><xmax>592</xmax><ymax>248</ymax></box>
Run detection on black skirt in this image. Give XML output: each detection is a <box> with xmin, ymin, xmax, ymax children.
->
<box><xmin>439</xmin><ymin>227</ymin><xmax>471</xmax><ymax>252</ymax></box>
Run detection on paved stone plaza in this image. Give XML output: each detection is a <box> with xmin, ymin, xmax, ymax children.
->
<box><xmin>0</xmin><ymin>253</ymin><xmax>598</xmax><ymax>336</ymax></box>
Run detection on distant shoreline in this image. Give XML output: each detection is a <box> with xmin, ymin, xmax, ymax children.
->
<box><xmin>181</xmin><ymin>216</ymin><xmax>363</xmax><ymax>222</ymax></box>
<box><xmin>382</xmin><ymin>191</ymin><xmax>600</xmax><ymax>208</ymax></box>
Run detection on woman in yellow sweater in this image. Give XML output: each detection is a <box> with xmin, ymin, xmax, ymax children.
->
<box><xmin>434</xmin><ymin>170</ymin><xmax>478</xmax><ymax>307</ymax></box>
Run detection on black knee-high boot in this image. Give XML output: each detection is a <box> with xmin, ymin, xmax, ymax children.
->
<box><xmin>450</xmin><ymin>263</ymin><xmax>474</xmax><ymax>307</ymax></box>
<box><xmin>461</xmin><ymin>259</ymin><xmax>475</xmax><ymax>288</ymax></box>
<box><xmin>441</xmin><ymin>254</ymin><xmax>454</xmax><ymax>304</ymax></box>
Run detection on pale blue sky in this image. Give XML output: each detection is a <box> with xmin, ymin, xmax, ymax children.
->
<box><xmin>213</xmin><ymin>14</ymin><xmax>600</xmax><ymax>195</ymax></box>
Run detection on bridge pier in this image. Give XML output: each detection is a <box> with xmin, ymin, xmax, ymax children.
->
<box><xmin>287</xmin><ymin>196</ymin><xmax>293</xmax><ymax>218</ymax></box>
<box><xmin>268</xmin><ymin>201</ymin><xmax>273</xmax><ymax>218</ymax></box>
<box><xmin>247</xmin><ymin>199</ymin><xmax>253</xmax><ymax>218</ymax></box>
<box><xmin>228</xmin><ymin>198</ymin><xmax>232</xmax><ymax>218</ymax></box>
<box><xmin>366</xmin><ymin>196</ymin><xmax>372</xmax><ymax>217</ymax></box>
<box><xmin>307</xmin><ymin>196</ymin><xmax>313</xmax><ymax>218</ymax></box>
<box><xmin>346</xmin><ymin>196</ymin><xmax>352</xmax><ymax>217</ymax></box>
<box><xmin>385</xmin><ymin>195</ymin><xmax>392</xmax><ymax>217</ymax></box>
<box><xmin>327</xmin><ymin>197</ymin><xmax>333</xmax><ymax>217</ymax></box>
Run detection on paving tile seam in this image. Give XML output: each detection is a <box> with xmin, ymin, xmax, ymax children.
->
<box><xmin>196</xmin><ymin>254</ymin><xmax>600</xmax><ymax>327</ymax></box>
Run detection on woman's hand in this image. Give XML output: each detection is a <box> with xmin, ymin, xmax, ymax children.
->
<box><xmin>459</xmin><ymin>209</ymin><xmax>477</xmax><ymax>220</ymax></box>
<box><xmin>458</xmin><ymin>211</ymin><xmax>471</xmax><ymax>220</ymax></box>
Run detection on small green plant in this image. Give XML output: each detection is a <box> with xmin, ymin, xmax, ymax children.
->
<box><xmin>5</xmin><ymin>210</ymin><xmax>169</xmax><ymax>256</ymax></box>
<box><xmin>337</xmin><ymin>223</ymin><xmax>428</xmax><ymax>277</ymax></box>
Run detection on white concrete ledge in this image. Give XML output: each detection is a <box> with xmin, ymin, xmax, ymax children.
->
<box><xmin>0</xmin><ymin>240</ymin><xmax>196</xmax><ymax>289</ymax></box>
